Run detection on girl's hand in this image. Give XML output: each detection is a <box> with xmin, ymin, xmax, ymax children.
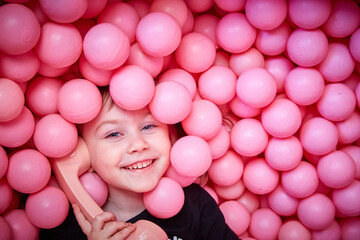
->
<box><xmin>73</xmin><ymin>204</ymin><xmax>136</xmax><ymax>240</ymax></box>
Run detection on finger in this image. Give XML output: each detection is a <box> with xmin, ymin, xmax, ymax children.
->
<box><xmin>111</xmin><ymin>223</ymin><xmax>137</xmax><ymax>240</ymax></box>
<box><xmin>72</xmin><ymin>204</ymin><xmax>91</xmax><ymax>235</ymax></box>
<box><xmin>92</xmin><ymin>211</ymin><xmax>117</xmax><ymax>232</ymax></box>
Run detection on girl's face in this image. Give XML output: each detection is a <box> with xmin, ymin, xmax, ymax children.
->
<box><xmin>81</xmin><ymin>103</ymin><xmax>171</xmax><ymax>193</ymax></box>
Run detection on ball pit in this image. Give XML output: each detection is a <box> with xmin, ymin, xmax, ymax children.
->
<box><xmin>0</xmin><ymin>0</ymin><xmax>359</xmax><ymax>239</ymax></box>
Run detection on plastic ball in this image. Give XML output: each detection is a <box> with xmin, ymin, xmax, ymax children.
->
<box><xmin>33</xmin><ymin>113</ymin><xmax>78</xmax><ymax>158</ymax></box>
<box><xmin>340</xmin><ymin>145</ymin><xmax>360</xmax><ymax>179</ymax></box>
<box><xmin>0</xmin><ymin>106</ymin><xmax>35</xmax><ymax>148</ymax></box>
<box><xmin>278</xmin><ymin>220</ymin><xmax>311</xmax><ymax>240</ymax></box>
<box><xmin>181</xmin><ymin>100</ymin><xmax>222</xmax><ymax>140</ymax></box>
<box><xmin>229</xmin><ymin>48</ymin><xmax>265</xmax><ymax>77</ymax></box>
<box><xmin>214</xmin><ymin>0</ymin><xmax>245</xmax><ymax>12</ymax></box>
<box><xmin>340</xmin><ymin>216</ymin><xmax>360</xmax><ymax>239</ymax></box>
<box><xmin>265</xmin><ymin>56</ymin><xmax>294</xmax><ymax>93</ymax></box>
<box><xmin>184</xmin><ymin>0</ymin><xmax>214</xmax><ymax>13</ymax></box>
<box><xmin>216</xmin><ymin>12</ymin><xmax>256</xmax><ymax>53</ymax></box>
<box><xmin>180</xmin><ymin>6</ymin><xmax>194</xmax><ymax>35</ymax></box>
<box><xmin>39</xmin><ymin>0</ymin><xmax>87</xmax><ymax>23</ymax></box>
<box><xmin>79</xmin><ymin>172</ymin><xmax>108</xmax><ymax>207</ymax></box>
<box><xmin>109</xmin><ymin>65</ymin><xmax>155</xmax><ymax>111</ymax></box>
<box><xmin>136</xmin><ymin>12</ymin><xmax>181</xmax><ymax>57</ymax></box>
<box><xmin>349</xmin><ymin>28</ymin><xmax>360</xmax><ymax>62</ymax></box>
<box><xmin>83</xmin><ymin>23</ymin><xmax>130</xmax><ymax>70</ymax></box>
<box><xmin>170</xmin><ymin>135</ymin><xmax>212</xmax><ymax>178</ymax></box>
<box><xmin>193</xmin><ymin>14</ymin><xmax>219</xmax><ymax>49</ymax></box>
<box><xmin>206</xmin><ymin>125</ymin><xmax>230</xmax><ymax>159</ymax></box>
<box><xmin>3</xmin><ymin>209</ymin><xmax>39</xmax><ymax>240</ymax></box>
<box><xmin>231</xmin><ymin>118</ymin><xmax>269</xmax><ymax>157</ymax></box>
<box><xmin>229</xmin><ymin>97</ymin><xmax>262</xmax><ymax>119</ymax></box>
<box><xmin>0</xmin><ymin>179</ymin><xmax>12</xmax><ymax>215</ymax></box>
<box><xmin>237</xmin><ymin>190</ymin><xmax>260</xmax><ymax>214</ymax></box>
<box><xmin>249</xmin><ymin>208</ymin><xmax>282</xmax><ymax>240</ymax></box>
<box><xmin>143</xmin><ymin>177</ymin><xmax>184</xmax><ymax>219</ymax></box>
<box><xmin>0</xmin><ymin>3</ymin><xmax>40</xmax><ymax>55</ymax></box>
<box><xmin>0</xmin><ymin>216</ymin><xmax>11</xmax><ymax>240</ymax></box>
<box><xmin>150</xmin><ymin>0</ymin><xmax>188</xmax><ymax>28</ymax></box>
<box><xmin>357</xmin><ymin>82</ymin><xmax>360</xmax><ymax>108</ymax></box>
<box><xmin>332</xmin><ymin>180</ymin><xmax>360</xmax><ymax>216</ymax></box>
<box><xmin>149</xmin><ymin>81</ymin><xmax>192</xmax><ymax>124</ymax></box>
<box><xmin>236</xmin><ymin>68</ymin><xmax>277</xmax><ymax>108</ymax></box>
<box><xmin>297</xmin><ymin>193</ymin><xmax>335</xmax><ymax>230</ymax></box>
<box><xmin>164</xmin><ymin>165</ymin><xmax>196</xmax><ymax>188</ymax></box>
<box><xmin>78</xmin><ymin>54</ymin><xmax>113</xmax><ymax>86</ymax></box>
<box><xmin>81</xmin><ymin>0</ymin><xmax>107</xmax><ymax>19</ymax></box>
<box><xmin>268</xmin><ymin>185</ymin><xmax>299</xmax><ymax>217</ymax></box>
<box><xmin>175</xmin><ymin>32</ymin><xmax>216</xmax><ymax>73</ymax></box>
<box><xmin>311</xmin><ymin>220</ymin><xmax>341</xmax><ymax>240</ymax></box>
<box><xmin>219</xmin><ymin>200</ymin><xmax>250</xmax><ymax>236</ymax></box>
<box><xmin>0</xmin><ymin>78</ymin><xmax>25</xmax><ymax>122</ymax></box>
<box><xmin>0</xmin><ymin>146</ymin><xmax>8</xmax><ymax>179</ymax></box>
<box><xmin>214</xmin><ymin>180</ymin><xmax>245</xmax><ymax>200</ymax></box>
<box><xmin>37</xmin><ymin>61</ymin><xmax>70</xmax><ymax>78</ymax></box>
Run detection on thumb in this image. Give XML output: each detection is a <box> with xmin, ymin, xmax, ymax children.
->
<box><xmin>72</xmin><ymin>203</ymin><xmax>92</xmax><ymax>235</ymax></box>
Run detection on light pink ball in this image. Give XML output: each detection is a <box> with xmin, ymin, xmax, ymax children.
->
<box><xmin>206</xmin><ymin>125</ymin><xmax>230</xmax><ymax>159</ymax></box>
<box><xmin>249</xmin><ymin>208</ymin><xmax>282</xmax><ymax>240</ymax></box>
<box><xmin>170</xmin><ymin>135</ymin><xmax>212</xmax><ymax>178</ymax></box>
<box><xmin>164</xmin><ymin>165</ymin><xmax>196</xmax><ymax>188</ymax></box>
<box><xmin>0</xmin><ymin>146</ymin><xmax>7</xmax><ymax>179</ymax></box>
<box><xmin>268</xmin><ymin>185</ymin><xmax>299</xmax><ymax>217</ymax></box>
<box><xmin>281</xmin><ymin>161</ymin><xmax>319</xmax><ymax>199</ymax></box>
<box><xmin>265</xmin><ymin>136</ymin><xmax>303</xmax><ymax>171</ymax></box>
<box><xmin>109</xmin><ymin>65</ymin><xmax>155</xmax><ymax>111</ymax></box>
<box><xmin>214</xmin><ymin>180</ymin><xmax>245</xmax><ymax>200</ymax></box>
<box><xmin>0</xmin><ymin>107</ymin><xmax>35</xmax><ymax>148</ymax></box>
<box><xmin>349</xmin><ymin>28</ymin><xmax>360</xmax><ymax>62</ymax></box>
<box><xmin>332</xmin><ymin>180</ymin><xmax>360</xmax><ymax>216</ymax></box>
<box><xmin>83</xmin><ymin>23</ymin><xmax>130</xmax><ymax>70</ymax></box>
<box><xmin>0</xmin><ymin>3</ymin><xmax>40</xmax><ymax>55</ymax></box>
<box><xmin>149</xmin><ymin>81</ymin><xmax>192</xmax><ymax>124</ymax></box>
<box><xmin>317</xmin><ymin>43</ymin><xmax>355</xmax><ymax>82</ymax></box>
<box><xmin>243</xmin><ymin>158</ymin><xmax>279</xmax><ymax>195</ymax></box>
<box><xmin>287</xmin><ymin>28</ymin><xmax>328</xmax><ymax>67</ymax></box>
<box><xmin>150</xmin><ymin>0</ymin><xmax>188</xmax><ymax>28</ymax></box>
<box><xmin>237</xmin><ymin>190</ymin><xmax>260</xmax><ymax>215</ymax></box>
<box><xmin>298</xmin><ymin>193</ymin><xmax>335</xmax><ymax>230</ymax></box>
<box><xmin>265</xmin><ymin>56</ymin><xmax>294</xmax><ymax>93</ymax></box>
<box><xmin>229</xmin><ymin>97</ymin><xmax>262</xmax><ymax>119</ymax></box>
<box><xmin>143</xmin><ymin>177</ymin><xmax>185</xmax><ymax>219</ymax></box>
<box><xmin>0</xmin><ymin>216</ymin><xmax>11</xmax><ymax>240</ymax></box>
<box><xmin>175</xmin><ymin>32</ymin><xmax>216</xmax><ymax>73</ymax></box>
<box><xmin>340</xmin><ymin>145</ymin><xmax>360</xmax><ymax>179</ymax></box>
<box><xmin>39</xmin><ymin>0</ymin><xmax>87</xmax><ymax>23</ymax></box>
<box><xmin>0</xmin><ymin>179</ymin><xmax>12</xmax><ymax>215</ymax></box>
<box><xmin>33</xmin><ymin>114</ymin><xmax>78</xmax><ymax>158</ymax></box>
<box><xmin>79</xmin><ymin>172</ymin><xmax>108</xmax><ymax>207</ymax></box>
<box><xmin>193</xmin><ymin>14</ymin><xmax>219</xmax><ymax>49</ymax></box>
<box><xmin>229</xmin><ymin>48</ymin><xmax>265</xmax><ymax>77</ymax></box>
<box><xmin>136</xmin><ymin>12</ymin><xmax>181</xmax><ymax>57</ymax></box>
<box><xmin>216</xmin><ymin>12</ymin><xmax>256</xmax><ymax>53</ymax></box>
<box><xmin>3</xmin><ymin>209</ymin><xmax>39</xmax><ymax>240</ymax></box>
<box><xmin>311</xmin><ymin>220</ymin><xmax>341</xmax><ymax>240</ymax></box>
<box><xmin>219</xmin><ymin>201</ymin><xmax>250</xmax><ymax>236</ymax></box>
<box><xmin>340</xmin><ymin>217</ymin><xmax>360</xmax><ymax>240</ymax></box>
<box><xmin>300</xmin><ymin>117</ymin><xmax>338</xmax><ymax>156</ymax></box>
<box><xmin>316</xmin><ymin>83</ymin><xmax>356</xmax><ymax>122</ymax></box>
<box><xmin>181</xmin><ymin>100</ymin><xmax>222</xmax><ymax>140</ymax></box>
<box><xmin>231</xmin><ymin>118</ymin><xmax>268</xmax><ymax>157</ymax></box>
<box><xmin>278</xmin><ymin>220</ymin><xmax>312</xmax><ymax>240</ymax></box>
<box><xmin>0</xmin><ymin>78</ymin><xmax>25</xmax><ymax>122</ymax></box>
<box><xmin>78</xmin><ymin>54</ymin><xmax>113</xmax><ymax>86</ymax></box>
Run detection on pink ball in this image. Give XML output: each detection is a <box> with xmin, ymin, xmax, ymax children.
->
<box><xmin>317</xmin><ymin>43</ymin><xmax>355</xmax><ymax>82</ymax></box>
<box><xmin>175</xmin><ymin>32</ymin><xmax>216</xmax><ymax>73</ymax></box>
<box><xmin>170</xmin><ymin>135</ymin><xmax>212</xmax><ymax>178</ymax></box>
<box><xmin>79</xmin><ymin>172</ymin><xmax>108</xmax><ymax>207</ymax></box>
<box><xmin>300</xmin><ymin>117</ymin><xmax>338</xmax><ymax>156</ymax></box>
<box><xmin>311</xmin><ymin>220</ymin><xmax>341</xmax><ymax>240</ymax></box>
<box><xmin>0</xmin><ymin>107</ymin><xmax>35</xmax><ymax>148</ymax></box>
<box><xmin>287</xmin><ymin>28</ymin><xmax>328</xmax><ymax>67</ymax></box>
<box><xmin>297</xmin><ymin>193</ymin><xmax>335</xmax><ymax>230</ymax></box>
<box><xmin>249</xmin><ymin>208</ymin><xmax>282</xmax><ymax>240</ymax></box>
<box><xmin>265</xmin><ymin>56</ymin><xmax>294</xmax><ymax>93</ymax></box>
<box><xmin>219</xmin><ymin>200</ymin><xmax>250</xmax><ymax>236</ymax></box>
<box><xmin>33</xmin><ymin>114</ymin><xmax>78</xmax><ymax>158</ymax></box>
<box><xmin>181</xmin><ymin>6</ymin><xmax>194</xmax><ymax>35</ymax></box>
<box><xmin>216</xmin><ymin>12</ymin><xmax>256</xmax><ymax>53</ymax></box>
<box><xmin>150</xmin><ymin>0</ymin><xmax>188</xmax><ymax>28</ymax></box>
<box><xmin>357</xmin><ymin>82</ymin><xmax>360</xmax><ymax>108</ymax></box>
<box><xmin>198</xmin><ymin>65</ymin><xmax>237</xmax><ymax>105</ymax></box>
<box><xmin>349</xmin><ymin>28</ymin><xmax>360</xmax><ymax>62</ymax></box>
<box><xmin>37</xmin><ymin>61</ymin><xmax>70</xmax><ymax>78</ymax></box>
<box><xmin>128</xmin><ymin>0</ymin><xmax>151</xmax><ymax>18</ymax></box>
<box><xmin>340</xmin><ymin>217</ymin><xmax>360</xmax><ymax>240</ymax></box>
<box><xmin>181</xmin><ymin>100</ymin><xmax>222</xmax><ymax>140</ymax></box>
<box><xmin>243</xmin><ymin>158</ymin><xmax>279</xmax><ymax>195</ymax></box>
<box><xmin>214</xmin><ymin>0</ymin><xmax>245</xmax><ymax>12</ymax></box>
<box><xmin>0</xmin><ymin>179</ymin><xmax>12</xmax><ymax>215</ymax></box>
<box><xmin>81</xmin><ymin>0</ymin><xmax>107</xmax><ymax>19</ymax></box>
<box><xmin>340</xmin><ymin>145</ymin><xmax>360</xmax><ymax>179</ymax></box>
<box><xmin>231</xmin><ymin>118</ymin><xmax>269</xmax><ymax>157</ymax></box>
<box><xmin>206</xmin><ymin>125</ymin><xmax>230</xmax><ymax>159</ymax></box>
<box><xmin>164</xmin><ymin>165</ymin><xmax>196</xmax><ymax>188</ymax></box>
<box><xmin>0</xmin><ymin>3</ymin><xmax>40</xmax><ymax>55</ymax></box>
<box><xmin>110</xmin><ymin>65</ymin><xmax>155</xmax><ymax>111</ymax></box>
<box><xmin>332</xmin><ymin>180</ymin><xmax>360</xmax><ymax>216</ymax></box>
<box><xmin>149</xmin><ymin>81</ymin><xmax>192</xmax><ymax>124</ymax></box>
<box><xmin>288</xmin><ymin>0</ymin><xmax>331</xmax><ymax>29</ymax></box>
<box><xmin>281</xmin><ymin>161</ymin><xmax>319</xmax><ymax>198</ymax></box>
<box><xmin>208</xmin><ymin>150</ymin><xmax>244</xmax><ymax>187</ymax></box>
<box><xmin>337</xmin><ymin>112</ymin><xmax>360</xmax><ymax>144</ymax></box>
<box><xmin>214</xmin><ymin>180</ymin><xmax>245</xmax><ymax>200</ymax></box>
<box><xmin>3</xmin><ymin>209</ymin><xmax>39</xmax><ymax>240</ymax></box>
<box><xmin>78</xmin><ymin>54</ymin><xmax>113</xmax><ymax>86</ymax></box>
<box><xmin>39</xmin><ymin>0</ymin><xmax>87</xmax><ymax>23</ymax></box>
<box><xmin>229</xmin><ymin>48</ymin><xmax>265</xmax><ymax>77</ymax></box>
<box><xmin>268</xmin><ymin>185</ymin><xmax>299</xmax><ymax>217</ymax></box>
<box><xmin>184</xmin><ymin>0</ymin><xmax>214</xmax><ymax>13</ymax></box>
<box><xmin>229</xmin><ymin>97</ymin><xmax>262</xmax><ymax>119</ymax></box>
<box><xmin>143</xmin><ymin>177</ymin><xmax>185</xmax><ymax>219</ymax></box>
<box><xmin>265</xmin><ymin>136</ymin><xmax>303</xmax><ymax>171</ymax></box>
<box><xmin>236</xmin><ymin>68</ymin><xmax>277</xmax><ymax>108</ymax></box>
<box><xmin>193</xmin><ymin>14</ymin><xmax>219</xmax><ymax>49</ymax></box>
<box><xmin>278</xmin><ymin>220</ymin><xmax>311</xmax><ymax>240</ymax></box>
<box><xmin>0</xmin><ymin>216</ymin><xmax>11</xmax><ymax>240</ymax></box>
<box><xmin>136</xmin><ymin>12</ymin><xmax>181</xmax><ymax>57</ymax></box>
<box><xmin>0</xmin><ymin>78</ymin><xmax>25</xmax><ymax>122</ymax></box>
<box><xmin>0</xmin><ymin>146</ymin><xmax>8</xmax><ymax>179</ymax></box>
<box><xmin>237</xmin><ymin>190</ymin><xmax>260</xmax><ymax>214</ymax></box>
<box><xmin>285</xmin><ymin>67</ymin><xmax>325</xmax><ymax>106</ymax></box>
<box><xmin>25</xmin><ymin>186</ymin><xmax>69</xmax><ymax>229</ymax></box>
<box><xmin>83</xmin><ymin>23</ymin><xmax>130</xmax><ymax>70</ymax></box>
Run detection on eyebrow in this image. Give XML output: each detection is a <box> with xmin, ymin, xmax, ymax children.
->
<box><xmin>94</xmin><ymin>119</ymin><xmax>120</xmax><ymax>134</ymax></box>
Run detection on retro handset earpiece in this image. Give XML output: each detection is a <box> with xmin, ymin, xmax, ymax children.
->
<box><xmin>51</xmin><ymin>137</ymin><xmax>168</xmax><ymax>240</ymax></box>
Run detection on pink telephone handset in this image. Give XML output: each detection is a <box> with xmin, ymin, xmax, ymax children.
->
<box><xmin>51</xmin><ymin>137</ymin><xmax>168</xmax><ymax>240</ymax></box>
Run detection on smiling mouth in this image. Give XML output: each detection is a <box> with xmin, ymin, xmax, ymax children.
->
<box><xmin>124</xmin><ymin>159</ymin><xmax>154</xmax><ymax>170</ymax></box>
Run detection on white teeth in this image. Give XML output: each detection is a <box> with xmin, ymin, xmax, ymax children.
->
<box><xmin>125</xmin><ymin>160</ymin><xmax>153</xmax><ymax>170</ymax></box>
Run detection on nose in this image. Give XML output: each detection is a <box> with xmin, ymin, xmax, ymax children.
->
<box><xmin>127</xmin><ymin>132</ymin><xmax>150</xmax><ymax>153</ymax></box>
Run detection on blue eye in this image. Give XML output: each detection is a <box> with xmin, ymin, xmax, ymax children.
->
<box><xmin>142</xmin><ymin>124</ymin><xmax>156</xmax><ymax>131</ymax></box>
<box><xmin>106</xmin><ymin>132</ymin><xmax>122</xmax><ymax>138</ymax></box>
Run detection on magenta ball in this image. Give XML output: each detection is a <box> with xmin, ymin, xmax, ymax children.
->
<box><xmin>229</xmin><ymin>97</ymin><xmax>262</xmax><ymax>119</ymax></box>
<box><xmin>83</xmin><ymin>23</ymin><xmax>130</xmax><ymax>70</ymax></box>
<box><xmin>149</xmin><ymin>81</ymin><xmax>192</xmax><ymax>124</ymax></box>
<box><xmin>175</xmin><ymin>32</ymin><xmax>216</xmax><ymax>73</ymax></box>
<box><xmin>0</xmin><ymin>3</ymin><xmax>40</xmax><ymax>55</ymax></box>
<box><xmin>136</xmin><ymin>12</ymin><xmax>181</xmax><ymax>57</ymax></box>
<box><xmin>0</xmin><ymin>179</ymin><xmax>12</xmax><ymax>215</ymax></box>
<box><xmin>143</xmin><ymin>177</ymin><xmax>184</xmax><ymax>219</ymax></box>
<box><xmin>0</xmin><ymin>107</ymin><xmax>35</xmax><ymax>148</ymax></box>
<box><xmin>33</xmin><ymin>114</ymin><xmax>78</xmax><ymax>158</ymax></box>
<box><xmin>298</xmin><ymin>193</ymin><xmax>335</xmax><ymax>230</ymax></box>
<box><xmin>181</xmin><ymin>100</ymin><xmax>222</xmax><ymax>140</ymax></box>
<box><xmin>164</xmin><ymin>165</ymin><xmax>196</xmax><ymax>188</ymax></box>
<box><xmin>216</xmin><ymin>12</ymin><xmax>256</xmax><ymax>53</ymax></box>
<box><xmin>170</xmin><ymin>135</ymin><xmax>212</xmax><ymax>178</ymax></box>
<box><xmin>229</xmin><ymin>48</ymin><xmax>265</xmax><ymax>77</ymax></box>
<box><xmin>79</xmin><ymin>172</ymin><xmax>108</xmax><ymax>207</ymax></box>
<box><xmin>39</xmin><ymin>0</ymin><xmax>87</xmax><ymax>23</ymax></box>
<box><xmin>243</xmin><ymin>158</ymin><xmax>279</xmax><ymax>195</ymax></box>
<box><xmin>0</xmin><ymin>216</ymin><xmax>11</xmax><ymax>240</ymax></box>
<box><xmin>312</xmin><ymin>220</ymin><xmax>341</xmax><ymax>240</ymax></box>
<box><xmin>0</xmin><ymin>146</ymin><xmax>8</xmax><ymax>179</ymax></box>
<box><xmin>25</xmin><ymin>186</ymin><xmax>69</xmax><ymax>229</ymax></box>
<box><xmin>206</xmin><ymin>125</ymin><xmax>230</xmax><ymax>159</ymax></box>
<box><xmin>219</xmin><ymin>200</ymin><xmax>250</xmax><ymax>236</ymax></box>
<box><xmin>265</xmin><ymin>56</ymin><xmax>294</xmax><ymax>93</ymax></box>
<box><xmin>268</xmin><ymin>185</ymin><xmax>299</xmax><ymax>217</ymax></box>
<box><xmin>231</xmin><ymin>118</ymin><xmax>269</xmax><ymax>157</ymax></box>
<box><xmin>278</xmin><ymin>220</ymin><xmax>312</xmax><ymax>240</ymax></box>
<box><xmin>236</xmin><ymin>68</ymin><xmax>277</xmax><ymax>108</ymax></box>
<box><xmin>349</xmin><ymin>28</ymin><xmax>360</xmax><ymax>62</ymax></box>
<box><xmin>208</xmin><ymin>150</ymin><xmax>244</xmax><ymax>187</ymax></box>
<box><xmin>332</xmin><ymin>180</ymin><xmax>360</xmax><ymax>216</ymax></box>
<box><xmin>281</xmin><ymin>161</ymin><xmax>319</xmax><ymax>199</ymax></box>
<box><xmin>110</xmin><ymin>65</ymin><xmax>155</xmax><ymax>111</ymax></box>
<box><xmin>198</xmin><ymin>65</ymin><xmax>237</xmax><ymax>105</ymax></box>
<box><xmin>300</xmin><ymin>117</ymin><xmax>338</xmax><ymax>156</ymax></box>
<box><xmin>287</xmin><ymin>28</ymin><xmax>328</xmax><ymax>67</ymax></box>
<box><xmin>249</xmin><ymin>208</ymin><xmax>282</xmax><ymax>240</ymax></box>
<box><xmin>3</xmin><ymin>209</ymin><xmax>39</xmax><ymax>240</ymax></box>
<box><xmin>0</xmin><ymin>78</ymin><xmax>25</xmax><ymax>122</ymax></box>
